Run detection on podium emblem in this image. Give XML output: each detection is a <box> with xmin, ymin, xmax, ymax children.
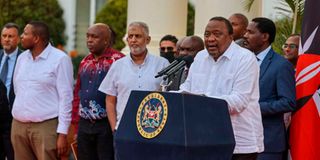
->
<box><xmin>136</xmin><ymin>92</ymin><xmax>168</xmax><ymax>139</ymax></box>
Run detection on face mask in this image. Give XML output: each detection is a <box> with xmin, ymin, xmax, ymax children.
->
<box><xmin>160</xmin><ymin>51</ymin><xmax>175</xmax><ymax>63</ymax></box>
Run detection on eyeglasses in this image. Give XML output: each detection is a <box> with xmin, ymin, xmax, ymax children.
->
<box><xmin>160</xmin><ymin>47</ymin><xmax>174</xmax><ymax>52</ymax></box>
<box><xmin>282</xmin><ymin>44</ymin><xmax>298</xmax><ymax>49</ymax></box>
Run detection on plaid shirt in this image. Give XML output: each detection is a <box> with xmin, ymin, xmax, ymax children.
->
<box><xmin>71</xmin><ymin>48</ymin><xmax>124</xmax><ymax>132</ymax></box>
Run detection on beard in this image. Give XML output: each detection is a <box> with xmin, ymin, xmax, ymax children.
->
<box><xmin>130</xmin><ymin>46</ymin><xmax>147</xmax><ymax>55</ymax></box>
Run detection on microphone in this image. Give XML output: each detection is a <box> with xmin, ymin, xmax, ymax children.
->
<box><xmin>162</xmin><ymin>55</ymin><xmax>194</xmax><ymax>80</ymax></box>
<box><xmin>155</xmin><ymin>57</ymin><xmax>183</xmax><ymax>78</ymax></box>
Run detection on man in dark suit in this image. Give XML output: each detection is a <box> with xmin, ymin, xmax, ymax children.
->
<box><xmin>0</xmin><ymin>22</ymin><xmax>22</xmax><ymax>160</ymax></box>
<box><xmin>243</xmin><ymin>17</ymin><xmax>296</xmax><ymax>160</ymax></box>
<box><xmin>0</xmin><ymin>81</ymin><xmax>11</xmax><ymax>160</ymax></box>
<box><xmin>166</xmin><ymin>35</ymin><xmax>204</xmax><ymax>91</ymax></box>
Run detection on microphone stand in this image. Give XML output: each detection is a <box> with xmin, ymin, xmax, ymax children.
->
<box><xmin>160</xmin><ymin>65</ymin><xmax>185</xmax><ymax>91</ymax></box>
<box><xmin>160</xmin><ymin>79</ymin><xmax>172</xmax><ymax>91</ymax></box>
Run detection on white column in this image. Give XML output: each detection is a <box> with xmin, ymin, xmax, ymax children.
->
<box><xmin>122</xmin><ymin>0</ymin><xmax>188</xmax><ymax>55</ymax></box>
<box><xmin>194</xmin><ymin>0</ymin><xmax>262</xmax><ymax>37</ymax></box>
<box><xmin>57</xmin><ymin>0</ymin><xmax>76</xmax><ymax>52</ymax></box>
<box><xmin>89</xmin><ymin>0</ymin><xmax>96</xmax><ymax>25</ymax></box>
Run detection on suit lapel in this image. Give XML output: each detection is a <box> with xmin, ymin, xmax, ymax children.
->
<box><xmin>0</xmin><ymin>50</ymin><xmax>3</xmax><ymax>64</ymax></box>
<box><xmin>259</xmin><ymin>49</ymin><xmax>274</xmax><ymax>79</ymax></box>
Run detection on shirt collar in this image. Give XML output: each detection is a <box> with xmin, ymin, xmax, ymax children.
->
<box><xmin>129</xmin><ymin>51</ymin><xmax>150</xmax><ymax>66</ymax></box>
<box><xmin>27</xmin><ymin>43</ymin><xmax>53</xmax><ymax>60</ymax></box>
<box><xmin>87</xmin><ymin>48</ymin><xmax>114</xmax><ymax>60</ymax></box>
<box><xmin>204</xmin><ymin>41</ymin><xmax>235</xmax><ymax>61</ymax></box>
<box><xmin>256</xmin><ymin>45</ymin><xmax>271</xmax><ymax>62</ymax></box>
<box><xmin>3</xmin><ymin>48</ymin><xmax>18</xmax><ymax>59</ymax></box>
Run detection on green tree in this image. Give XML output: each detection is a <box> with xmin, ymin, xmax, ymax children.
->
<box><xmin>95</xmin><ymin>0</ymin><xmax>128</xmax><ymax>50</ymax></box>
<box><xmin>243</xmin><ymin>0</ymin><xmax>304</xmax><ymax>53</ymax></box>
<box><xmin>187</xmin><ymin>2</ymin><xmax>195</xmax><ymax>36</ymax></box>
<box><xmin>0</xmin><ymin>0</ymin><xmax>66</xmax><ymax>47</ymax></box>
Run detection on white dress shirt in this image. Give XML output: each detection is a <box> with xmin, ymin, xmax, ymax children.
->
<box><xmin>13</xmin><ymin>44</ymin><xmax>74</xmax><ymax>134</ymax></box>
<box><xmin>180</xmin><ymin>42</ymin><xmax>264</xmax><ymax>153</ymax></box>
<box><xmin>0</xmin><ymin>48</ymin><xmax>18</xmax><ymax>96</ymax></box>
<box><xmin>99</xmin><ymin>53</ymin><xmax>169</xmax><ymax>129</ymax></box>
<box><xmin>256</xmin><ymin>46</ymin><xmax>271</xmax><ymax>66</ymax></box>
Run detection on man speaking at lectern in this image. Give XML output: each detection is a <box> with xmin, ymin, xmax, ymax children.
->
<box><xmin>180</xmin><ymin>17</ymin><xmax>264</xmax><ymax>160</ymax></box>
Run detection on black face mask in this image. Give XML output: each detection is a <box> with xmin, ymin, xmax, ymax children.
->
<box><xmin>160</xmin><ymin>51</ymin><xmax>175</xmax><ymax>63</ymax></box>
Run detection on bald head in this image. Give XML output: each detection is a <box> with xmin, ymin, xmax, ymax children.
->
<box><xmin>91</xmin><ymin>23</ymin><xmax>111</xmax><ymax>43</ymax></box>
<box><xmin>179</xmin><ymin>35</ymin><xmax>204</xmax><ymax>58</ymax></box>
<box><xmin>86</xmin><ymin>23</ymin><xmax>112</xmax><ymax>55</ymax></box>
<box><xmin>176</xmin><ymin>37</ymin><xmax>186</xmax><ymax>57</ymax></box>
<box><xmin>229</xmin><ymin>13</ymin><xmax>248</xmax><ymax>40</ymax></box>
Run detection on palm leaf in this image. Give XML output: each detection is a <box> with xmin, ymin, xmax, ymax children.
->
<box><xmin>242</xmin><ymin>0</ymin><xmax>255</xmax><ymax>12</ymax></box>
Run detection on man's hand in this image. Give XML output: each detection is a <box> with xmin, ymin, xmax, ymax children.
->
<box><xmin>57</xmin><ymin>133</ymin><xmax>68</xmax><ymax>157</ymax></box>
<box><xmin>73</xmin><ymin>134</ymin><xmax>78</xmax><ymax>141</ymax></box>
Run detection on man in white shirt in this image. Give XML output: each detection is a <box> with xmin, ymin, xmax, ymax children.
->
<box><xmin>11</xmin><ymin>21</ymin><xmax>73</xmax><ymax>160</ymax></box>
<box><xmin>99</xmin><ymin>22</ymin><xmax>169</xmax><ymax>132</ymax></box>
<box><xmin>180</xmin><ymin>16</ymin><xmax>264</xmax><ymax>160</ymax></box>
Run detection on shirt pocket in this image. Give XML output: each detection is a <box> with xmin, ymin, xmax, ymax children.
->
<box><xmin>191</xmin><ymin>73</ymin><xmax>207</xmax><ymax>94</ymax></box>
<box><xmin>217</xmin><ymin>74</ymin><xmax>233</xmax><ymax>95</ymax></box>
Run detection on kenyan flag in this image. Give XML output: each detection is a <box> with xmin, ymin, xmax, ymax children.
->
<box><xmin>289</xmin><ymin>0</ymin><xmax>320</xmax><ymax>159</ymax></box>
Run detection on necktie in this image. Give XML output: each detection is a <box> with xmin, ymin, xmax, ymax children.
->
<box><xmin>0</xmin><ymin>56</ymin><xmax>9</xmax><ymax>83</ymax></box>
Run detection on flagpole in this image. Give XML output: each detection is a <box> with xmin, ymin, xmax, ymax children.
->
<box><xmin>292</xmin><ymin>0</ymin><xmax>298</xmax><ymax>34</ymax></box>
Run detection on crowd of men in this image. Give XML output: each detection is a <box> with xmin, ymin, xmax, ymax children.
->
<box><xmin>0</xmin><ymin>12</ymin><xmax>300</xmax><ymax>160</ymax></box>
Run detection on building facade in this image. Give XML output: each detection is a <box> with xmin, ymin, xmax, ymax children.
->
<box><xmin>58</xmin><ymin>0</ymin><xmax>288</xmax><ymax>55</ymax></box>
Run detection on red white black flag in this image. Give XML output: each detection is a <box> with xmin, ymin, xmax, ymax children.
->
<box><xmin>289</xmin><ymin>0</ymin><xmax>320</xmax><ymax>159</ymax></box>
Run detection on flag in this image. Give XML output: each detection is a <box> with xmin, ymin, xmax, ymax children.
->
<box><xmin>289</xmin><ymin>0</ymin><xmax>320</xmax><ymax>159</ymax></box>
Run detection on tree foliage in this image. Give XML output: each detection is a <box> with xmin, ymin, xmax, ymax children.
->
<box><xmin>95</xmin><ymin>0</ymin><xmax>128</xmax><ymax>50</ymax></box>
<box><xmin>0</xmin><ymin>0</ymin><xmax>66</xmax><ymax>47</ymax></box>
<box><xmin>243</xmin><ymin>0</ymin><xmax>304</xmax><ymax>53</ymax></box>
<box><xmin>187</xmin><ymin>2</ymin><xmax>195</xmax><ymax>36</ymax></box>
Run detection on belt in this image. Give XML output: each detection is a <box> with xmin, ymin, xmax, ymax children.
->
<box><xmin>80</xmin><ymin>117</ymin><xmax>107</xmax><ymax>124</ymax></box>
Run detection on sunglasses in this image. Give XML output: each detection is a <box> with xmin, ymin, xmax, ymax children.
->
<box><xmin>160</xmin><ymin>47</ymin><xmax>174</xmax><ymax>52</ymax></box>
<box><xmin>282</xmin><ymin>44</ymin><xmax>298</xmax><ymax>49</ymax></box>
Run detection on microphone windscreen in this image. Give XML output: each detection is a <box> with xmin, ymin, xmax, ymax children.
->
<box><xmin>182</xmin><ymin>55</ymin><xmax>194</xmax><ymax>68</ymax></box>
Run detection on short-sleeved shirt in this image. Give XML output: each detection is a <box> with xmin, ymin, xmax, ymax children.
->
<box><xmin>98</xmin><ymin>53</ymin><xmax>169</xmax><ymax>129</ymax></box>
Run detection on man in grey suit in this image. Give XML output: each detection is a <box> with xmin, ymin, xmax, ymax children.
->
<box><xmin>243</xmin><ymin>17</ymin><xmax>296</xmax><ymax>160</ymax></box>
<box><xmin>0</xmin><ymin>22</ymin><xmax>22</xmax><ymax>160</ymax></box>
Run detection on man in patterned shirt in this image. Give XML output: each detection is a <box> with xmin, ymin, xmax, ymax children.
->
<box><xmin>71</xmin><ymin>23</ymin><xmax>124</xmax><ymax>160</ymax></box>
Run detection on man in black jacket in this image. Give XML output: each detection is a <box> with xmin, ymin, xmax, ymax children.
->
<box><xmin>0</xmin><ymin>81</ymin><xmax>12</xmax><ymax>160</ymax></box>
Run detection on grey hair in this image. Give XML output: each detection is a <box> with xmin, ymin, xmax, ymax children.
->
<box><xmin>128</xmin><ymin>21</ymin><xmax>149</xmax><ymax>35</ymax></box>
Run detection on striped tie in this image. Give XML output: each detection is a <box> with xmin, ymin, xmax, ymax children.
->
<box><xmin>0</xmin><ymin>56</ymin><xmax>9</xmax><ymax>83</ymax></box>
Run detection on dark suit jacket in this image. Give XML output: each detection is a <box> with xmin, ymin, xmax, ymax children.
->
<box><xmin>0</xmin><ymin>80</ymin><xmax>11</xmax><ymax>131</ymax></box>
<box><xmin>167</xmin><ymin>68</ymin><xmax>188</xmax><ymax>91</ymax></box>
<box><xmin>0</xmin><ymin>49</ymin><xmax>22</xmax><ymax>109</ymax></box>
<box><xmin>259</xmin><ymin>49</ymin><xmax>296</xmax><ymax>152</ymax></box>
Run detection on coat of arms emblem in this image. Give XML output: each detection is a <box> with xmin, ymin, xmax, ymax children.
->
<box><xmin>136</xmin><ymin>92</ymin><xmax>168</xmax><ymax>139</ymax></box>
